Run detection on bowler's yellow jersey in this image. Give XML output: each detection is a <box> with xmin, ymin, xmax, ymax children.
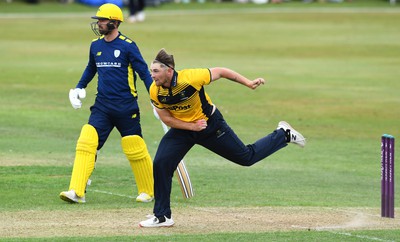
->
<box><xmin>150</xmin><ymin>68</ymin><xmax>214</xmax><ymax>122</ymax></box>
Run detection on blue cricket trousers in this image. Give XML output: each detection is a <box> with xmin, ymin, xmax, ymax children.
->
<box><xmin>152</xmin><ymin>108</ymin><xmax>288</xmax><ymax>218</ymax></box>
<box><xmin>88</xmin><ymin>97</ymin><xmax>143</xmax><ymax>150</ymax></box>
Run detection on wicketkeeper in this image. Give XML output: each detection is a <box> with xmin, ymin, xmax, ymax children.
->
<box><xmin>60</xmin><ymin>4</ymin><xmax>154</xmax><ymax>204</ymax></box>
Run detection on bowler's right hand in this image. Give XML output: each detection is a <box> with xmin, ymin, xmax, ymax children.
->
<box><xmin>194</xmin><ymin>119</ymin><xmax>207</xmax><ymax>131</ymax></box>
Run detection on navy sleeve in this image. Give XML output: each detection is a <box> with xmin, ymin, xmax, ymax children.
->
<box><xmin>76</xmin><ymin>45</ymin><xmax>97</xmax><ymax>89</ymax></box>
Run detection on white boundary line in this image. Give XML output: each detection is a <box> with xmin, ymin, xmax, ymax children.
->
<box><xmin>330</xmin><ymin>231</ymin><xmax>394</xmax><ymax>242</ymax></box>
<box><xmin>195</xmin><ymin>207</ymin><xmax>396</xmax><ymax>242</ymax></box>
<box><xmin>291</xmin><ymin>225</ymin><xmax>394</xmax><ymax>242</ymax></box>
<box><xmin>148</xmin><ymin>7</ymin><xmax>400</xmax><ymax>15</ymax></box>
<box><xmin>89</xmin><ymin>189</ymin><xmax>135</xmax><ymax>199</ymax></box>
<box><xmin>0</xmin><ymin>7</ymin><xmax>400</xmax><ymax>19</ymax></box>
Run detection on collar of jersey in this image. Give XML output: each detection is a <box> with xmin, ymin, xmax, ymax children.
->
<box><xmin>171</xmin><ymin>71</ymin><xmax>178</xmax><ymax>87</ymax></box>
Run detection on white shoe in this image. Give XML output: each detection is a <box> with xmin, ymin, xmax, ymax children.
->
<box><xmin>59</xmin><ymin>190</ymin><xmax>86</xmax><ymax>203</ymax></box>
<box><xmin>139</xmin><ymin>215</ymin><xmax>174</xmax><ymax>228</ymax></box>
<box><xmin>136</xmin><ymin>192</ymin><xmax>153</xmax><ymax>203</ymax></box>
<box><xmin>277</xmin><ymin>121</ymin><xmax>306</xmax><ymax>148</ymax></box>
<box><xmin>136</xmin><ymin>11</ymin><xmax>145</xmax><ymax>22</ymax></box>
<box><xmin>128</xmin><ymin>15</ymin><xmax>137</xmax><ymax>23</ymax></box>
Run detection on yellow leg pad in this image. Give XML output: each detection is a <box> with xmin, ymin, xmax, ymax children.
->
<box><xmin>121</xmin><ymin>135</ymin><xmax>154</xmax><ymax>197</ymax></box>
<box><xmin>69</xmin><ymin>124</ymin><xmax>98</xmax><ymax>197</ymax></box>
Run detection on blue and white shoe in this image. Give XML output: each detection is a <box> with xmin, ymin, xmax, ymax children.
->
<box><xmin>277</xmin><ymin>121</ymin><xmax>306</xmax><ymax>148</ymax></box>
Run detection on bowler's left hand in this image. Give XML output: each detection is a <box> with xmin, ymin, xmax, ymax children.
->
<box><xmin>249</xmin><ymin>78</ymin><xmax>265</xmax><ymax>90</ymax></box>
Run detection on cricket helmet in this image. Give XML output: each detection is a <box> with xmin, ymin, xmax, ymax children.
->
<box><xmin>92</xmin><ymin>3</ymin><xmax>124</xmax><ymax>22</ymax></box>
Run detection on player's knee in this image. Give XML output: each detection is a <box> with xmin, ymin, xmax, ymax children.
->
<box><xmin>235</xmin><ymin>157</ymin><xmax>255</xmax><ymax>167</ymax></box>
<box><xmin>76</xmin><ymin>124</ymin><xmax>98</xmax><ymax>154</ymax></box>
<box><xmin>121</xmin><ymin>135</ymin><xmax>149</xmax><ymax>161</ymax></box>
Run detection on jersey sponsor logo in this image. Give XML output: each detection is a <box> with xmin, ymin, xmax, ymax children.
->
<box><xmin>167</xmin><ymin>104</ymin><xmax>191</xmax><ymax>111</ymax></box>
<box><xmin>114</xmin><ymin>50</ymin><xmax>120</xmax><ymax>58</ymax></box>
<box><xmin>96</xmin><ymin>62</ymin><xmax>121</xmax><ymax>68</ymax></box>
<box><xmin>96</xmin><ymin>52</ymin><xmax>102</xmax><ymax>56</ymax></box>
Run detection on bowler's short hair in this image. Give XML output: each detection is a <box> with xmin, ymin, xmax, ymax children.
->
<box><xmin>154</xmin><ymin>48</ymin><xmax>175</xmax><ymax>69</ymax></box>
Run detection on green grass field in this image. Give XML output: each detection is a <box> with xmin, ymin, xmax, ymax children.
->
<box><xmin>1</xmin><ymin>1</ymin><xmax>400</xmax><ymax>241</ymax></box>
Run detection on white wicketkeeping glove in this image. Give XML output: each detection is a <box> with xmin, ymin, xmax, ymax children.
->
<box><xmin>69</xmin><ymin>88</ymin><xmax>86</xmax><ymax>109</ymax></box>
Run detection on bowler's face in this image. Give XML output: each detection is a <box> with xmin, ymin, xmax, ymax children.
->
<box><xmin>150</xmin><ymin>63</ymin><xmax>169</xmax><ymax>87</ymax></box>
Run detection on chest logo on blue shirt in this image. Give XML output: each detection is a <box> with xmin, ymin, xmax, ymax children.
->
<box><xmin>114</xmin><ymin>50</ymin><xmax>121</xmax><ymax>58</ymax></box>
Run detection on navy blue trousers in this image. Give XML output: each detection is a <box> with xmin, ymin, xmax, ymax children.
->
<box><xmin>129</xmin><ymin>0</ymin><xmax>145</xmax><ymax>15</ymax></box>
<box><xmin>88</xmin><ymin>98</ymin><xmax>142</xmax><ymax>150</ymax></box>
<box><xmin>152</xmin><ymin>109</ymin><xmax>288</xmax><ymax>218</ymax></box>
